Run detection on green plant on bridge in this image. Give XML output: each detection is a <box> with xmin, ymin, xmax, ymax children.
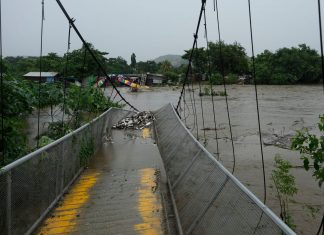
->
<box><xmin>79</xmin><ymin>136</ymin><xmax>94</xmax><ymax>167</ymax></box>
<box><xmin>291</xmin><ymin>115</ymin><xmax>324</xmax><ymax>187</ymax></box>
<box><xmin>271</xmin><ymin>154</ymin><xmax>298</xmax><ymax>230</ymax></box>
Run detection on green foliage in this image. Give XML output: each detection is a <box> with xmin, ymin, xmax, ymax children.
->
<box><xmin>291</xmin><ymin>115</ymin><xmax>324</xmax><ymax>186</ymax></box>
<box><xmin>226</xmin><ymin>73</ymin><xmax>238</xmax><ymax>84</ymax></box>
<box><xmin>1</xmin><ymin>117</ymin><xmax>29</xmax><ymax>166</ymax></box>
<box><xmin>106</xmin><ymin>57</ymin><xmax>131</xmax><ymax>74</ymax></box>
<box><xmin>1</xmin><ymin>76</ymin><xmax>35</xmax><ymax>166</ymax></box>
<box><xmin>46</xmin><ymin>122</ymin><xmax>72</xmax><ymax>140</ymax></box>
<box><xmin>136</xmin><ymin>60</ymin><xmax>158</xmax><ymax>73</ymax></box>
<box><xmin>271</xmin><ymin>154</ymin><xmax>298</xmax><ymax>230</ymax></box>
<box><xmin>255</xmin><ymin>44</ymin><xmax>321</xmax><ymax>84</ymax></box>
<box><xmin>79</xmin><ymin>136</ymin><xmax>94</xmax><ymax>167</ymax></box>
<box><xmin>208</xmin><ymin>41</ymin><xmax>249</xmax><ymax>75</ymax></box>
<box><xmin>210</xmin><ymin>73</ymin><xmax>222</xmax><ymax>85</ymax></box>
<box><xmin>164</xmin><ymin>71</ymin><xmax>179</xmax><ymax>84</ymax></box>
<box><xmin>38</xmin><ymin>136</ymin><xmax>54</xmax><ymax>148</ymax></box>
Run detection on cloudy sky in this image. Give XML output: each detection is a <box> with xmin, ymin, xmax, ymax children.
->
<box><xmin>1</xmin><ymin>0</ymin><xmax>322</xmax><ymax>63</ymax></box>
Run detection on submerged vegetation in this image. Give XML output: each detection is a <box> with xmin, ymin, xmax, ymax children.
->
<box><xmin>271</xmin><ymin>154</ymin><xmax>298</xmax><ymax>230</ymax></box>
<box><xmin>292</xmin><ymin>115</ymin><xmax>324</xmax><ymax>187</ymax></box>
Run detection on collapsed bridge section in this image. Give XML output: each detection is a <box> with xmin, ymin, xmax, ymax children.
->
<box><xmin>154</xmin><ymin>103</ymin><xmax>295</xmax><ymax>235</ymax></box>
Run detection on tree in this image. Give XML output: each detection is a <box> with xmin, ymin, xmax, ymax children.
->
<box><xmin>182</xmin><ymin>41</ymin><xmax>249</xmax><ymax>76</ymax></box>
<box><xmin>106</xmin><ymin>57</ymin><xmax>131</xmax><ymax>74</ymax></box>
<box><xmin>158</xmin><ymin>60</ymin><xmax>173</xmax><ymax>74</ymax></box>
<box><xmin>131</xmin><ymin>53</ymin><xmax>136</xmax><ymax>71</ymax></box>
<box><xmin>209</xmin><ymin>41</ymin><xmax>249</xmax><ymax>75</ymax></box>
<box><xmin>66</xmin><ymin>43</ymin><xmax>109</xmax><ymax>78</ymax></box>
<box><xmin>255</xmin><ymin>44</ymin><xmax>321</xmax><ymax>84</ymax></box>
<box><xmin>136</xmin><ymin>60</ymin><xmax>158</xmax><ymax>73</ymax></box>
<box><xmin>182</xmin><ymin>47</ymin><xmax>207</xmax><ymax>74</ymax></box>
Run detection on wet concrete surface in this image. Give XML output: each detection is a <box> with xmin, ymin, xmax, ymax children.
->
<box><xmin>105</xmin><ymin>85</ymin><xmax>324</xmax><ymax>235</ymax></box>
<box><xmin>37</xmin><ymin>127</ymin><xmax>176</xmax><ymax>235</ymax></box>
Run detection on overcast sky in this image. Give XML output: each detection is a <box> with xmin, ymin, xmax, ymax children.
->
<box><xmin>2</xmin><ymin>0</ymin><xmax>322</xmax><ymax>63</ymax></box>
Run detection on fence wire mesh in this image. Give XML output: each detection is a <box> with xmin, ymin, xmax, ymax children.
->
<box><xmin>0</xmin><ymin>108</ymin><xmax>130</xmax><ymax>235</ymax></box>
<box><xmin>154</xmin><ymin>104</ymin><xmax>295</xmax><ymax>235</ymax></box>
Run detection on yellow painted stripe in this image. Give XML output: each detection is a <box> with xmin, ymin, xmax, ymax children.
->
<box><xmin>37</xmin><ymin>171</ymin><xmax>99</xmax><ymax>235</ymax></box>
<box><xmin>134</xmin><ymin>168</ymin><xmax>162</xmax><ymax>235</ymax></box>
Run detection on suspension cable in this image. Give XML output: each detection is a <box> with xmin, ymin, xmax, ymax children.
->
<box><xmin>176</xmin><ymin>0</ymin><xmax>206</xmax><ymax>112</ymax></box>
<box><xmin>184</xmin><ymin>64</ymin><xmax>197</xmax><ymax>133</ymax></box>
<box><xmin>37</xmin><ymin>0</ymin><xmax>45</xmax><ymax>148</ymax></box>
<box><xmin>62</xmin><ymin>23</ymin><xmax>72</xmax><ymax>133</ymax></box>
<box><xmin>190</xmin><ymin>64</ymin><xmax>199</xmax><ymax>139</ymax></box>
<box><xmin>194</xmin><ymin>41</ymin><xmax>207</xmax><ymax>144</ymax></box>
<box><xmin>0</xmin><ymin>0</ymin><xmax>4</xmax><ymax>165</ymax></box>
<box><xmin>56</xmin><ymin>0</ymin><xmax>138</xmax><ymax>112</ymax></box>
<box><xmin>248</xmin><ymin>0</ymin><xmax>267</xmax><ymax>204</ymax></box>
<box><xmin>75</xmin><ymin>44</ymin><xmax>87</xmax><ymax>128</ymax></box>
<box><xmin>203</xmin><ymin>6</ymin><xmax>220</xmax><ymax>157</ymax></box>
<box><xmin>318</xmin><ymin>0</ymin><xmax>324</xmax><ymax>94</ymax></box>
<box><xmin>214</xmin><ymin>0</ymin><xmax>236</xmax><ymax>173</ymax></box>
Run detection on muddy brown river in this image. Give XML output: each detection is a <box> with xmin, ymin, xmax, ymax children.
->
<box><xmin>105</xmin><ymin>85</ymin><xmax>324</xmax><ymax>235</ymax></box>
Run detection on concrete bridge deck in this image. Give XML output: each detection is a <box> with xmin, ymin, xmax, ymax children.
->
<box><xmin>37</xmin><ymin>128</ymin><xmax>175</xmax><ymax>235</ymax></box>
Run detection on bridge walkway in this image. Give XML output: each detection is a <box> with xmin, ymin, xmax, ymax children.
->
<box><xmin>36</xmin><ymin>127</ymin><xmax>174</xmax><ymax>235</ymax></box>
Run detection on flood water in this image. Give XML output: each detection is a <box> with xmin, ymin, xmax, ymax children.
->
<box><xmin>106</xmin><ymin>85</ymin><xmax>324</xmax><ymax>234</ymax></box>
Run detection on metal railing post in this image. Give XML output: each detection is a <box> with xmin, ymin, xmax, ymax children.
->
<box><xmin>6</xmin><ymin>171</ymin><xmax>12</xmax><ymax>235</ymax></box>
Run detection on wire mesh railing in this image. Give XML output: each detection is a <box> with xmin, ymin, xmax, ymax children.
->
<box><xmin>154</xmin><ymin>103</ymin><xmax>295</xmax><ymax>235</ymax></box>
<box><xmin>0</xmin><ymin>107</ymin><xmax>130</xmax><ymax>235</ymax></box>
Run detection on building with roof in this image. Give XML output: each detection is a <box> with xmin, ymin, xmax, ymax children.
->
<box><xmin>23</xmin><ymin>72</ymin><xmax>59</xmax><ymax>83</ymax></box>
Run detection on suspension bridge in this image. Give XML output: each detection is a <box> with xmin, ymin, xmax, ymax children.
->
<box><xmin>1</xmin><ymin>0</ymin><xmax>324</xmax><ymax>234</ymax></box>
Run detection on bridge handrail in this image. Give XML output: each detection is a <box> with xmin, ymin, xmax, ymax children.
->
<box><xmin>0</xmin><ymin>108</ymin><xmax>112</xmax><ymax>175</ymax></box>
<box><xmin>0</xmin><ymin>107</ymin><xmax>131</xmax><ymax>235</ymax></box>
<box><xmin>169</xmin><ymin>103</ymin><xmax>295</xmax><ymax>234</ymax></box>
<box><xmin>154</xmin><ymin>103</ymin><xmax>295</xmax><ymax>235</ymax></box>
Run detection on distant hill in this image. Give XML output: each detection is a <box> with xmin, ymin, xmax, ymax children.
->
<box><xmin>154</xmin><ymin>54</ymin><xmax>188</xmax><ymax>67</ymax></box>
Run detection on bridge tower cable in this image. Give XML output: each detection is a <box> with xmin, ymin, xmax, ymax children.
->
<box><xmin>176</xmin><ymin>0</ymin><xmax>206</xmax><ymax>112</ymax></box>
<box><xmin>189</xmin><ymin>63</ymin><xmax>199</xmax><ymax>139</ymax></box>
<box><xmin>0</xmin><ymin>0</ymin><xmax>4</xmax><ymax>165</ymax></box>
<box><xmin>55</xmin><ymin>0</ymin><xmax>139</xmax><ymax>112</ymax></box>
<box><xmin>36</xmin><ymin>0</ymin><xmax>45</xmax><ymax>148</ymax></box>
<box><xmin>62</xmin><ymin>23</ymin><xmax>72</xmax><ymax>132</ymax></box>
<box><xmin>214</xmin><ymin>0</ymin><xmax>236</xmax><ymax>172</ymax></box>
<box><xmin>247</xmin><ymin>0</ymin><xmax>267</xmax><ymax>204</ymax></box>
<box><xmin>194</xmin><ymin>40</ymin><xmax>207</xmax><ymax>144</ymax></box>
<box><xmin>203</xmin><ymin>5</ymin><xmax>220</xmax><ymax>157</ymax></box>
<box><xmin>75</xmin><ymin>44</ymin><xmax>87</xmax><ymax>128</ymax></box>
<box><xmin>318</xmin><ymin>0</ymin><xmax>324</xmax><ymax>94</ymax></box>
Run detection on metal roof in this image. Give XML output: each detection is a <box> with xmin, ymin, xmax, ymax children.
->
<box><xmin>23</xmin><ymin>72</ymin><xmax>59</xmax><ymax>77</ymax></box>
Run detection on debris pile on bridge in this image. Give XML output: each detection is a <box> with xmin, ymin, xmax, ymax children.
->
<box><xmin>113</xmin><ymin>111</ymin><xmax>155</xmax><ymax>130</ymax></box>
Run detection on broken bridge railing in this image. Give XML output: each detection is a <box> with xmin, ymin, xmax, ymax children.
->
<box><xmin>154</xmin><ymin>103</ymin><xmax>295</xmax><ymax>235</ymax></box>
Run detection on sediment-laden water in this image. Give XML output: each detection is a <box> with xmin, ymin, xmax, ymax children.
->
<box><xmin>107</xmin><ymin>85</ymin><xmax>324</xmax><ymax>234</ymax></box>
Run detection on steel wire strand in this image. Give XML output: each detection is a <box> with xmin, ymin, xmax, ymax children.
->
<box><xmin>0</xmin><ymin>0</ymin><xmax>4</xmax><ymax>165</ymax></box>
<box><xmin>61</xmin><ymin>23</ymin><xmax>72</xmax><ymax>134</ymax></box>
<box><xmin>203</xmin><ymin>6</ymin><xmax>220</xmax><ymax>157</ymax></box>
<box><xmin>214</xmin><ymin>0</ymin><xmax>236</xmax><ymax>173</ymax></box>
<box><xmin>194</xmin><ymin>41</ymin><xmax>207</xmax><ymax>145</ymax></box>
<box><xmin>75</xmin><ymin>44</ymin><xmax>87</xmax><ymax>128</ymax></box>
<box><xmin>176</xmin><ymin>0</ymin><xmax>206</xmax><ymax>112</ymax></box>
<box><xmin>318</xmin><ymin>0</ymin><xmax>324</xmax><ymax>94</ymax></box>
<box><xmin>184</xmin><ymin>63</ymin><xmax>198</xmax><ymax>134</ymax></box>
<box><xmin>36</xmin><ymin>0</ymin><xmax>45</xmax><ymax>148</ymax></box>
<box><xmin>247</xmin><ymin>0</ymin><xmax>267</xmax><ymax>204</ymax></box>
<box><xmin>190</xmin><ymin>64</ymin><xmax>200</xmax><ymax>139</ymax></box>
<box><xmin>56</xmin><ymin>0</ymin><xmax>138</xmax><ymax>112</ymax></box>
